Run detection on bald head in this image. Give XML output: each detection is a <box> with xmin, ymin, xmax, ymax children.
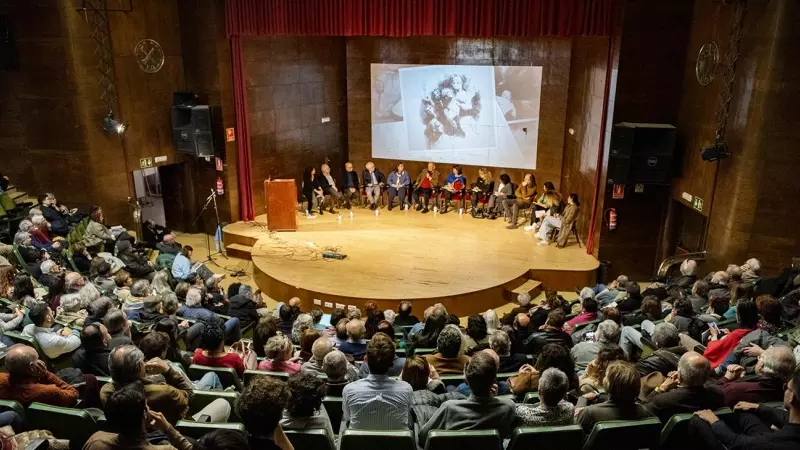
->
<box><xmin>482</xmin><ymin>348</ymin><xmax>500</xmax><ymax>369</ymax></box>
<box><xmin>515</xmin><ymin>313</ymin><xmax>530</xmax><ymax>329</ymax></box>
<box><xmin>163</xmin><ymin>234</ymin><xmax>175</xmax><ymax>244</ymax></box>
<box><xmin>423</xmin><ymin>306</ymin><xmax>435</xmax><ymax>320</ymax></box>
<box><xmin>288</xmin><ymin>297</ymin><xmax>301</xmax><ymax>309</ymax></box>
<box><xmin>312</xmin><ymin>336</ymin><xmax>333</xmax><ymax>361</ymax></box>
<box><xmin>5</xmin><ymin>345</ymin><xmax>39</xmax><ymax>377</ymax></box>
<box><xmin>677</xmin><ymin>351</ymin><xmax>710</xmax><ymax>387</ymax></box>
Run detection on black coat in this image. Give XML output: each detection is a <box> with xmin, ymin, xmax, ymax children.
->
<box><xmin>362</xmin><ymin>169</ymin><xmax>385</xmax><ymax>186</ymax></box>
<box><xmin>118</xmin><ymin>250</ymin><xmax>154</xmax><ymax>278</ymax></box>
<box><xmin>316</xmin><ymin>173</ymin><xmax>335</xmax><ymax>192</ymax></box>
<box><xmin>41</xmin><ymin>205</ymin><xmax>69</xmax><ymax>236</ymax></box>
<box><xmin>342</xmin><ymin>170</ymin><xmax>360</xmax><ymax>190</ymax></box>
<box><xmin>635</xmin><ymin>346</ymin><xmax>687</xmax><ymax>377</ymax></box>
<box><xmin>228</xmin><ymin>294</ymin><xmax>260</xmax><ymax>328</ymax></box>
<box><xmin>523</xmin><ymin>328</ymin><xmax>573</xmax><ymax>355</ymax></box>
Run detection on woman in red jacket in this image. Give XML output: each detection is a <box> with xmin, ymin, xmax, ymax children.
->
<box><xmin>703</xmin><ymin>298</ymin><xmax>758</xmax><ymax>369</ymax></box>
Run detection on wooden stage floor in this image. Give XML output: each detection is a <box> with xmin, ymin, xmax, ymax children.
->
<box><xmin>223</xmin><ymin>210</ymin><xmax>599</xmax><ymax>316</ymax></box>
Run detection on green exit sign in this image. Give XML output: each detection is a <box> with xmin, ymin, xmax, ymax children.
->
<box><xmin>693</xmin><ymin>196</ymin><xmax>704</xmax><ymax>212</ymax></box>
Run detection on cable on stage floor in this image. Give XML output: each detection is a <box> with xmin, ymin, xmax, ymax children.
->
<box><xmin>246</xmin><ymin>221</ymin><xmax>343</xmax><ymax>262</ymax></box>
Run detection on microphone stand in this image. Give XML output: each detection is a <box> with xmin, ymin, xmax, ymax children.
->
<box><xmin>191</xmin><ymin>189</ymin><xmax>227</xmax><ymax>266</ymax></box>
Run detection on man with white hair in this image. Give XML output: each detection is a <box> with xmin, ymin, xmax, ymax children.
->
<box><xmin>709</xmin><ymin>270</ymin><xmax>731</xmax><ymax>299</ymax></box>
<box><xmin>177</xmin><ymin>288</ymin><xmax>242</xmax><ymax>343</ymax></box>
<box><xmin>55</xmin><ymin>293</ymin><xmax>87</xmax><ymax>328</ymax></box>
<box><xmin>383</xmin><ymin>309</ymin><xmax>396</xmax><ymax>325</ymax></box>
<box><xmin>323</xmin><ymin>349</ymin><xmax>351</xmax><ymax>396</ymax></box>
<box><xmin>596</xmin><ymin>275</ymin><xmax>629</xmax><ymax>307</ymax></box>
<box><xmin>715</xmin><ymin>345</ymin><xmax>796</xmax><ymax>406</ymax></box>
<box><xmin>643</xmin><ymin>351</ymin><xmax>724</xmax><ymax>423</ymax></box>
<box><xmin>571</xmin><ymin>320</ymin><xmax>621</xmax><ymax>371</ymax></box>
<box><xmin>316</xmin><ymin>164</ymin><xmax>341</xmax><ymax>213</ymax></box>
<box><xmin>669</xmin><ymin>259</ymin><xmax>698</xmax><ymax>291</ymax></box>
<box><xmin>501</xmin><ymin>292</ymin><xmax>532</xmax><ymax>325</ymax></box>
<box><xmin>741</xmin><ymin>258</ymin><xmax>762</xmax><ymax>282</ymax></box>
<box><xmin>362</xmin><ymin>161</ymin><xmax>385</xmax><ymax>211</ymax></box>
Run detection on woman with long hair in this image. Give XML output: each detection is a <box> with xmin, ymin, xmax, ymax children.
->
<box><xmin>406</xmin><ymin>309</ymin><xmax>447</xmax><ymax>356</ymax></box>
<box><xmin>486</xmin><ymin>173</ymin><xmax>513</xmax><ymax>220</ymax></box>
<box><xmin>301</xmin><ymin>166</ymin><xmax>324</xmax><ymax>218</ymax></box>
<box><xmin>525</xmin><ymin>181</ymin><xmax>559</xmax><ymax>230</ymax></box>
<box><xmin>579</xmin><ymin>344</ymin><xmax>626</xmax><ymax>393</ymax></box>
<box><xmin>83</xmin><ymin>207</ymin><xmax>116</xmax><ymax>253</ymax></box>
<box><xmin>537</xmin><ymin>193</ymin><xmax>580</xmax><ymax>247</ymax></box>
<box><xmin>470</xmin><ymin>168</ymin><xmax>494</xmax><ymax>218</ymax></box>
<box><xmin>509</xmin><ymin>343</ymin><xmax>579</xmax><ymax>395</ymax></box>
<box><xmin>505</xmin><ymin>173</ymin><xmax>538</xmax><ymax>229</ymax></box>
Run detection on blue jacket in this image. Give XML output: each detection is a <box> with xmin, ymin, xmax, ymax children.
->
<box><xmin>444</xmin><ymin>173</ymin><xmax>467</xmax><ymax>187</ymax></box>
<box><xmin>387</xmin><ymin>171</ymin><xmax>410</xmax><ymax>187</ymax></box>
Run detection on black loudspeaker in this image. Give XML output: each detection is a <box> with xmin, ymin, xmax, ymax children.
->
<box><xmin>171</xmin><ymin>106</ymin><xmax>195</xmax><ymax>154</ymax></box>
<box><xmin>194</xmin><ymin>132</ymin><xmax>215</xmax><ymax>158</ymax></box>
<box><xmin>608</xmin><ymin>122</ymin><xmax>676</xmax><ymax>185</ymax></box>
<box><xmin>171</xmin><ymin>103</ymin><xmax>215</xmax><ymax>157</ymax></box>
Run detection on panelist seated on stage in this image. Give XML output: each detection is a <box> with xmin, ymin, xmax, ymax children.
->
<box><xmin>524</xmin><ymin>184</ymin><xmax>561</xmax><ymax>231</ymax></box>
<box><xmin>412</xmin><ymin>161</ymin><xmax>441</xmax><ymax>213</ymax></box>
<box><xmin>504</xmin><ymin>173</ymin><xmax>538</xmax><ymax>229</ymax></box>
<box><xmin>536</xmin><ymin>193</ymin><xmax>580</xmax><ymax>247</ymax></box>
<box><xmin>440</xmin><ymin>165</ymin><xmax>467</xmax><ymax>213</ymax></box>
<box><xmin>361</xmin><ymin>161</ymin><xmax>386</xmax><ymax>211</ymax></box>
<box><xmin>386</xmin><ymin>162</ymin><xmax>411</xmax><ymax>211</ymax></box>
<box><xmin>485</xmin><ymin>173</ymin><xmax>513</xmax><ymax>220</ymax></box>
<box><xmin>316</xmin><ymin>164</ymin><xmax>341</xmax><ymax>214</ymax></box>
<box><xmin>341</xmin><ymin>161</ymin><xmax>361</xmax><ymax>209</ymax></box>
<box><xmin>301</xmin><ymin>166</ymin><xmax>325</xmax><ymax>218</ymax></box>
<box><xmin>470</xmin><ymin>168</ymin><xmax>495</xmax><ymax>218</ymax></box>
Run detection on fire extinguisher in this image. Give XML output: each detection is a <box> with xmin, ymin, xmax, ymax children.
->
<box><xmin>604</xmin><ymin>208</ymin><xmax>617</xmax><ymax>231</ymax></box>
<box><xmin>216</xmin><ymin>177</ymin><xmax>224</xmax><ymax>196</ymax></box>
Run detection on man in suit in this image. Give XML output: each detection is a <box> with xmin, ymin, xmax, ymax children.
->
<box><xmin>316</xmin><ymin>164</ymin><xmax>341</xmax><ymax>213</ymax></box>
<box><xmin>644</xmin><ymin>351</ymin><xmax>725</xmax><ymax>423</ymax></box>
<box><xmin>412</xmin><ymin>161</ymin><xmax>441</xmax><ymax>213</ymax></box>
<box><xmin>341</xmin><ymin>162</ymin><xmax>361</xmax><ymax>209</ymax></box>
<box><xmin>362</xmin><ymin>162</ymin><xmax>385</xmax><ymax>211</ymax></box>
<box><xmin>715</xmin><ymin>345</ymin><xmax>796</xmax><ymax>406</ymax></box>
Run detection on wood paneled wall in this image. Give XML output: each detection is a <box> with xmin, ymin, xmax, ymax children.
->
<box><xmin>346</xmin><ymin>37</ymin><xmax>571</xmax><ymax>191</ymax></box>
<box><xmin>241</xmin><ymin>37</ymin><xmax>349</xmax><ymax>214</ymax></box>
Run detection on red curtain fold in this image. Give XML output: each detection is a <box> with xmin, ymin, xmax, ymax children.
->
<box><xmin>230</xmin><ymin>35</ymin><xmax>255</xmax><ymax>221</ymax></box>
<box><xmin>225</xmin><ymin>0</ymin><xmax>613</xmax><ymax>38</ymax></box>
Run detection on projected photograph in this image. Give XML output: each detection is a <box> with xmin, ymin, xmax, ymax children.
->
<box><xmin>371</xmin><ymin>63</ymin><xmax>542</xmax><ymax>169</ymax></box>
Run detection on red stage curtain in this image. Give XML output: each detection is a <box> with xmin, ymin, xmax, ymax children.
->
<box><xmin>230</xmin><ymin>35</ymin><xmax>255</xmax><ymax>221</ymax></box>
<box><xmin>225</xmin><ymin>0</ymin><xmax>613</xmax><ymax>38</ymax></box>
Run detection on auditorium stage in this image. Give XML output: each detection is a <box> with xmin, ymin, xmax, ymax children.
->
<box><xmin>222</xmin><ymin>211</ymin><xmax>599</xmax><ymax>317</ymax></box>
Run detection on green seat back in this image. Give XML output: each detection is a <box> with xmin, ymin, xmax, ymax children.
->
<box><xmin>523</xmin><ymin>392</ymin><xmax>540</xmax><ymax>404</ymax></box>
<box><xmin>660</xmin><ymin>408</ymin><xmax>733</xmax><ymax>449</ymax></box>
<box><xmin>508</xmin><ymin>425</ymin><xmax>584</xmax><ymax>450</ymax></box>
<box><xmin>285</xmin><ymin>429</ymin><xmax>336</xmax><ymax>450</ymax></box>
<box><xmin>189</xmin><ymin>390</ymin><xmax>240</xmax><ymax>421</ymax></box>
<box><xmin>0</xmin><ymin>193</ymin><xmax>16</xmax><ymax>211</ymax></box>
<box><xmin>340</xmin><ymin>430</ymin><xmax>416</xmax><ymax>450</ymax></box>
<box><xmin>0</xmin><ymin>399</ymin><xmax>25</xmax><ymax>422</ymax></box>
<box><xmin>243</xmin><ymin>369</ymin><xmax>289</xmax><ymax>386</ymax></box>
<box><xmin>187</xmin><ymin>365</ymin><xmax>243</xmax><ymax>391</ymax></box>
<box><xmin>582</xmin><ymin>418</ymin><xmax>662</xmax><ymax>450</ymax></box>
<box><xmin>12</xmin><ymin>246</ymin><xmax>28</xmax><ymax>273</ymax></box>
<box><xmin>175</xmin><ymin>421</ymin><xmax>246</xmax><ymax>439</ymax></box>
<box><xmin>27</xmin><ymin>402</ymin><xmax>97</xmax><ymax>450</ymax></box>
<box><xmin>414</xmin><ymin>348</ymin><xmax>436</xmax><ymax>356</ymax></box>
<box><xmin>323</xmin><ymin>396</ymin><xmax>343</xmax><ymax>434</ymax></box>
<box><xmin>573</xmin><ymin>319</ymin><xmax>602</xmax><ymax>333</ymax></box>
<box><xmin>424</xmin><ymin>429</ymin><xmax>501</xmax><ymax>450</ymax></box>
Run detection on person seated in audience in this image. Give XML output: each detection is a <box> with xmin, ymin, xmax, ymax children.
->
<box><xmin>708</xmin><ymin>270</ymin><xmax>731</xmax><ymax>299</ymax></box>
<box><xmin>579</xmin><ymin>344</ymin><xmax>626</xmax><ymax>393</ymax></box>
<box><xmin>281</xmin><ymin>372</ymin><xmax>335</xmax><ymax>444</ymax></box>
<box><xmin>112</xmin><ymin>269</ymin><xmax>133</xmax><ymax>304</ymax></box>
<box><xmin>202</xmin><ymin>276</ymin><xmax>228</xmax><ymax>315</ymax></box>
<box><xmin>668</xmin><ymin>259</ymin><xmax>698</xmax><ymax>292</ymax></box>
<box><xmin>424</xmin><ymin>324</ymin><xmax>470</xmax><ymax>375</ymax></box>
<box><xmin>510</xmin><ymin>313</ymin><xmax>533</xmax><ymax>355</ymax></box>
<box><xmin>524</xmin><ymin>310</ymin><xmax>573</xmax><ymax>357</ymax></box>
<box><xmin>155</xmin><ymin>234</ymin><xmax>180</xmax><ymax>271</ymax></box>
<box><xmin>407</xmin><ymin>305</ymin><xmax>448</xmax><ymax>355</ymax></box>
<box><xmin>276</xmin><ymin>304</ymin><xmax>294</xmax><ymax>338</ymax></box>
<box><xmin>642</xmin><ymin>352</ymin><xmax>724</xmax><ymax>423</ymax></box>
<box><xmin>340</xmin><ymin>161</ymin><xmax>361</xmax><ymax>209</ymax></box>
<box><xmin>0</xmin><ymin>305</ymin><xmax>24</xmax><ymax>348</ymax></box>
<box><xmin>418</xmin><ymin>350</ymin><xmax>518</xmax><ymax>445</ymax></box>
<box><xmin>529</xmin><ymin>291</ymin><xmax>570</xmax><ymax>329</ymax></box>
<box><xmin>258</xmin><ymin>334</ymin><xmax>302</xmax><ymax>374</ymax></box>
<box><xmin>394</xmin><ymin>301</ymin><xmax>419</xmax><ymax>327</ymax></box>
<box><xmin>440</xmin><ymin>165</ymin><xmax>467</xmax><ymax>213</ymax></box>
<box><xmin>84</xmin><ymin>382</ymin><xmax>193</xmax><ymax>450</ymax></box>
<box><xmin>469</xmin><ymin>167</ymin><xmax>494</xmax><ymax>218</ymax></box>
<box><xmin>363</xmin><ymin>303</ymin><xmax>383</xmax><ymax>339</ymax></box>
<box><xmin>252</xmin><ymin>315</ymin><xmax>278</xmax><ymax>359</ymax></box>
<box><xmin>0</xmin><ymin>344</ymin><xmax>79</xmax><ymax>407</ymax></box>
<box><xmin>622</xmin><ymin>295</ymin><xmax>663</xmax><ymax>329</ymax></box>
<box><xmin>38</xmin><ymin>193</ymin><xmax>72</xmax><ymax>237</ymax></box>
<box><xmin>386</xmin><ymin>162</ymin><xmax>411</xmax><ymax>211</ymax></box>
<box><xmin>92</xmin><ymin>262</ymin><xmax>115</xmax><ymax>296</ymax></box>
<box><xmin>489</xmin><ymin>329</ymin><xmax>527</xmax><ymax>373</ymax></box>
<box><xmin>537</xmin><ymin>193</ymin><xmax>579</xmax><ymax>247</ymax></box>
<box><xmin>359</xmin><ymin>331</ymin><xmax>406</xmax><ymax>378</ymax></box>
<box><xmin>690</xmin><ymin>365</ymin><xmax>800</xmax><ymax>450</ymax></box>
<box><xmin>342</xmin><ymin>332</ymin><xmax>413</xmax><ymax>431</ymax></box>
<box><xmin>407</xmin><ymin>305</ymin><xmax>435</xmax><ymax>338</ymax></box>
<box><xmin>594</xmin><ymin>275</ymin><xmax>629</xmax><ymax>307</ymax></box>
<box><xmin>665</xmin><ymin>296</ymin><xmax>697</xmax><ymax>333</ymax></box>
<box><xmin>462</xmin><ymin>314</ymin><xmax>489</xmax><ymax>355</ymax></box>
<box><xmin>323</xmin><ymin>349</ymin><xmax>351</xmax><ymax>396</ymax></box>
<box><xmin>504</xmin><ymin>173</ymin><xmax>537</xmax><ymax>228</ymax></box>
<box><xmin>301</xmin><ymin>335</ymin><xmax>333</xmax><ymax>375</ymax></box>
<box><xmin>575</xmin><ymin>361</ymin><xmax>654</xmax><ymax>433</ymax></box>
<box><xmin>235</xmin><ymin>375</ymin><xmax>294</xmax><ymax>450</ymax></box>
<box><xmin>402</xmin><ymin>355</ymin><xmax>466</xmax><ymax>426</ymax></box>
<box><xmin>571</xmin><ymin>319</ymin><xmax>621</xmax><ymax>371</ymax></box>
<box><xmin>740</xmin><ymin>257</ymin><xmax>762</xmax><ymax>283</ymax></box>
<box><xmin>297</xmin><ymin>328</ymin><xmax>320</xmax><ymax>363</ymax></box>
<box><xmin>697</xmin><ymin>296</ymin><xmax>732</xmax><ymax>324</ymax></box>
<box><xmin>316</xmin><ymin>164</ymin><xmax>342</xmax><ymax>213</ymax></box>
<box><xmin>178</xmin><ymin>288</ymin><xmax>241</xmax><ymax>344</ymax></box>
<box><xmin>338</xmin><ymin>319</ymin><xmax>368</xmax><ymax>360</ymax></box>
<box><xmin>54</xmin><ymin>292</ymin><xmax>86</xmax><ymax>328</ymax></box>
<box><xmin>311</xmin><ymin>306</ymin><xmax>326</xmax><ymax>331</ymax></box>
<box><xmin>690</xmin><ymin>279</ymin><xmax>711</xmax><ymax>311</ymax></box>
<box><xmin>565</xmin><ymin>288</ymin><xmax>599</xmax><ymax>333</ymax></box>
<box><xmin>83</xmin><ymin>208</ymin><xmax>116</xmax><ymax>254</ymax></box>
<box><xmin>691</xmin><ymin>298</ymin><xmax>759</xmax><ymax>370</ymax></box>
<box><xmin>85</xmin><ymin>297</ymin><xmax>113</xmax><ymax>325</ymax></box>
<box><xmin>516</xmin><ymin>368</ymin><xmax>575</xmax><ymax>427</ymax></box>
<box><xmin>103</xmin><ymin>309</ymin><xmax>133</xmax><ymax>350</ymax></box>
<box><xmin>116</xmin><ymin>240</ymin><xmax>154</xmax><ymax>280</ymax></box>
<box><xmin>22</xmin><ymin>303</ymin><xmax>80</xmax><ymax>359</ymax></box>
<box><xmin>717</xmin><ymin>295</ymin><xmax>791</xmax><ymax>374</ymax></box>
<box><xmin>37</xmin><ymin>259</ymin><xmax>63</xmax><ymax>293</ymax></box>
<box><xmin>361</xmin><ymin>161</ymin><xmax>385</xmax><ymax>211</ymax></box>
<box><xmin>141</xmin><ymin>328</ymin><xmax>192</xmax><ymax>375</ymax></box>
<box><xmin>634</xmin><ymin>322</ymin><xmax>685</xmax><ymax>377</ymax></box>
<box><xmin>716</xmin><ymin>345</ymin><xmax>796</xmax><ymax>406</ymax></box>
<box><xmin>13</xmin><ymin>231</ymin><xmax>45</xmax><ymax>277</ymax></box>
<box><xmin>172</xmin><ymin>245</ymin><xmax>218</xmax><ymax>283</ymax></box>
<box><xmin>193</xmin><ymin>325</ymin><xmax>256</xmax><ymax>377</ymax></box>
<box><xmin>103</xmin><ymin>345</ymin><xmax>230</xmax><ymax>424</ymax></box>
<box><xmin>412</xmin><ymin>161</ymin><xmax>441</xmax><ymax>213</ymax></box>
<box><xmin>485</xmin><ymin>173</ymin><xmax>512</xmax><ymax>220</ymax></box>
<box><xmin>616</xmin><ymin>282</ymin><xmax>643</xmax><ymax>312</ymax></box>
<box><xmin>483</xmin><ymin>308</ymin><xmax>500</xmax><ymax>334</ymax></box>
<box><xmin>501</xmin><ymin>292</ymin><xmax>533</xmax><ymax>325</ymax></box>
<box><xmin>290</xmin><ymin>313</ymin><xmax>314</xmax><ymax>346</ymax></box>
<box><xmin>70</xmin><ymin>242</ymin><xmax>92</xmax><ymax>273</ymax></box>
<box><xmin>331</xmin><ymin>318</ymin><xmax>349</xmax><ymax>347</ymax></box>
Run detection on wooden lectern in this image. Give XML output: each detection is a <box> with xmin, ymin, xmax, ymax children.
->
<box><xmin>264</xmin><ymin>179</ymin><xmax>298</xmax><ymax>231</ymax></box>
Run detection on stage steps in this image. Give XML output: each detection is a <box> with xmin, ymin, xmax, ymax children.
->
<box><xmin>225</xmin><ymin>243</ymin><xmax>253</xmax><ymax>261</ymax></box>
<box><xmin>508</xmin><ymin>279</ymin><xmax>542</xmax><ymax>299</ymax></box>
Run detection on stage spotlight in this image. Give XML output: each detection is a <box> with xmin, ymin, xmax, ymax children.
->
<box><xmin>701</xmin><ymin>141</ymin><xmax>729</xmax><ymax>162</ymax></box>
<box><xmin>102</xmin><ymin>112</ymin><xmax>127</xmax><ymax>135</ymax></box>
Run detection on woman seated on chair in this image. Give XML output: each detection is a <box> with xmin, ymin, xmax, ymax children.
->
<box><xmin>485</xmin><ymin>173</ymin><xmax>513</xmax><ymax>220</ymax></box>
<box><xmin>470</xmin><ymin>168</ymin><xmax>494</xmax><ymax>218</ymax></box>
<box><xmin>504</xmin><ymin>173</ymin><xmax>537</xmax><ymax>229</ymax></box>
<box><xmin>301</xmin><ymin>166</ymin><xmax>325</xmax><ymax>219</ymax></box>
<box><xmin>386</xmin><ymin>162</ymin><xmax>411</xmax><ymax>211</ymax></box>
<box><xmin>441</xmin><ymin>165</ymin><xmax>467</xmax><ymax>214</ymax></box>
<box><xmin>536</xmin><ymin>193</ymin><xmax>580</xmax><ymax>247</ymax></box>
<box><xmin>524</xmin><ymin>188</ymin><xmax>562</xmax><ymax>232</ymax></box>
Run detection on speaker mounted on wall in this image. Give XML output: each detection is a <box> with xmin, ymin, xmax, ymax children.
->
<box><xmin>608</xmin><ymin>122</ymin><xmax>676</xmax><ymax>185</ymax></box>
<box><xmin>170</xmin><ymin>93</ymin><xmax>215</xmax><ymax>158</ymax></box>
